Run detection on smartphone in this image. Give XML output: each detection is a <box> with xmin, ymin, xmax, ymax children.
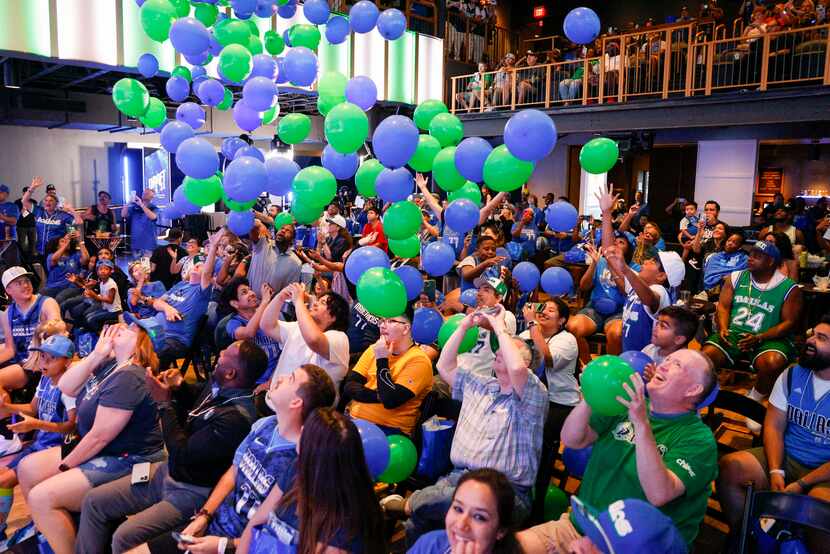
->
<box><xmin>172</xmin><ymin>532</ymin><xmax>195</xmax><ymax>544</ymax></box>
<box><xmin>131</xmin><ymin>461</ymin><xmax>151</xmax><ymax>485</ymax></box>
<box><xmin>423</xmin><ymin>279</ymin><xmax>436</xmax><ymax>302</ymax></box>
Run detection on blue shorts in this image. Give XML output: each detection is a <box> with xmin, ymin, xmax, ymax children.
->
<box><xmin>577</xmin><ymin>307</ymin><xmax>622</xmax><ymax>331</ymax></box>
<box><xmin>6</xmin><ymin>440</ymin><xmax>57</xmax><ymax>470</ymax></box>
<box><xmin>78</xmin><ymin>450</ymin><xmax>166</xmax><ymax>488</ymax></box>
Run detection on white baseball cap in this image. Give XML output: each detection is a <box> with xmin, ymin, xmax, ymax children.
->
<box><xmin>657</xmin><ymin>251</ymin><xmax>685</xmax><ymax>288</ymax></box>
<box><xmin>2</xmin><ymin>266</ymin><xmax>34</xmax><ymax>290</ymax></box>
<box><xmin>326</xmin><ymin>214</ymin><xmax>347</xmax><ymax>229</ymax></box>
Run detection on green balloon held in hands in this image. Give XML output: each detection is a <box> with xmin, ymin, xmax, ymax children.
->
<box><xmin>217</xmin><ymin>87</ymin><xmax>234</xmax><ymax>111</ymax></box>
<box><xmin>408</xmin><ymin>135</ymin><xmax>441</xmax><ymax>173</ymax></box>
<box><xmin>428</xmin><ymin>113</ymin><xmax>463</xmax><ymax>147</ymax></box>
<box><xmin>580</xmin><ymin>355</ymin><xmax>635</xmax><ymax>416</ymax></box>
<box><xmin>140</xmin><ymin>0</ymin><xmax>177</xmax><ymax>42</ymax></box>
<box><xmin>388</xmin><ymin>235</ymin><xmax>421</xmax><ymax>258</ymax></box>
<box><xmin>218</xmin><ymin>44</ymin><xmax>252</xmax><ymax>83</ymax></box>
<box><xmin>355</xmin><ymin>159</ymin><xmax>383</xmax><ymax>197</ymax></box>
<box><xmin>263</xmin><ymin>30</ymin><xmax>285</xmax><ymax>55</ymax></box>
<box><xmin>112</xmin><ymin>78</ymin><xmax>150</xmax><ymax>118</ymax></box>
<box><xmin>382</xmin><ymin>201</ymin><xmax>421</xmax><ymax>240</ymax></box>
<box><xmin>325</xmin><ymin>102</ymin><xmax>368</xmax><ymax>154</ymax></box>
<box><xmin>215</xmin><ymin>19</ymin><xmax>251</xmax><ymax>47</ymax></box>
<box><xmin>139</xmin><ymin>97</ymin><xmax>167</xmax><ymax>128</ymax></box>
<box><xmin>292</xmin><ymin>166</ymin><xmax>337</xmax><ymax>208</ymax></box>
<box><xmin>432</xmin><ymin>147</ymin><xmax>466</xmax><ymax>192</ymax></box>
<box><xmin>289</xmin><ymin>24</ymin><xmax>322</xmax><ymax>51</ymax></box>
<box><xmin>448</xmin><ymin>181</ymin><xmax>482</xmax><ymax>206</ymax></box>
<box><xmin>579</xmin><ymin>137</ymin><xmax>619</xmax><ymax>175</ymax></box>
<box><xmin>483</xmin><ymin>145</ymin><xmax>535</xmax><ymax>192</ymax></box>
<box><xmin>413</xmin><ymin>99</ymin><xmax>449</xmax><ymax>131</ymax></box>
<box><xmin>357</xmin><ymin>267</ymin><xmax>408</xmax><ymax>318</ymax></box>
<box><xmin>278</xmin><ymin>113</ymin><xmax>312</xmax><ymax>145</ymax></box>
<box><xmin>378</xmin><ymin>435</ymin><xmax>418</xmax><ymax>484</ymax></box>
<box><xmin>437</xmin><ymin>314</ymin><xmax>479</xmax><ymax>354</ymax></box>
<box><xmin>184</xmin><ymin>175</ymin><xmax>223</xmax><ymax>206</ymax></box>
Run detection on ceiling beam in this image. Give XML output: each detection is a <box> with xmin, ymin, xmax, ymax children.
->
<box><xmin>21</xmin><ymin>63</ymin><xmax>65</xmax><ymax>85</ymax></box>
<box><xmin>61</xmin><ymin>69</ymin><xmax>109</xmax><ymax>89</ymax></box>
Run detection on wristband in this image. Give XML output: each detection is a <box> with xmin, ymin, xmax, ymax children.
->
<box><xmin>194</xmin><ymin>508</ymin><xmax>213</xmax><ymax>523</ymax></box>
<box><xmin>218</xmin><ymin>536</ymin><xmax>228</xmax><ymax>554</ymax></box>
<box><xmin>769</xmin><ymin>469</ymin><xmax>785</xmax><ymax>477</ymax></box>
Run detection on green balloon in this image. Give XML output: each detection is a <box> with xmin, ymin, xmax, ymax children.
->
<box><xmin>262</xmin><ymin>105</ymin><xmax>280</xmax><ymax>125</ymax></box>
<box><xmin>543</xmin><ymin>486</ymin><xmax>569</xmax><ymax>522</ymax></box>
<box><xmin>222</xmin><ymin>188</ymin><xmax>256</xmax><ymax>212</ymax></box>
<box><xmin>437</xmin><ymin>314</ymin><xmax>479</xmax><ymax>354</ymax></box>
<box><xmin>389</xmin><ymin>235</ymin><xmax>421</xmax><ymax>258</ymax></box>
<box><xmin>356</xmin><ymin>267</ymin><xmax>408</xmax><ymax>318</ymax></box>
<box><xmin>275</xmin><ymin>0</ymin><xmax>288</xmax><ymax>5</ymax></box>
<box><xmin>291</xmin><ymin>201</ymin><xmax>322</xmax><ymax>224</ymax></box>
<box><xmin>184</xmin><ymin>174</ymin><xmax>223</xmax><ymax>206</ymax></box>
<box><xmin>413</xmin><ymin>99</ymin><xmax>448</xmax><ymax>131</ymax></box>
<box><xmin>325</xmin><ymin>102</ymin><xmax>368</xmax><ymax>154</ymax></box>
<box><xmin>278</xmin><ymin>113</ymin><xmax>311</xmax><ymax>145</ymax></box>
<box><xmin>317</xmin><ymin>95</ymin><xmax>342</xmax><ymax>117</ymax></box>
<box><xmin>274</xmin><ymin>211</ymin><xmax>295</xmax><ymax>228</ymax></box>
<box><xmin>140</xmin><ymin>0</ymin><xmax>177</xmax><ymax>42</ymax></box>
<box><xmin>112</xmin><ymin>78</ymin><xmax>150</xmax><ymax>118</ymax></box>
<box><xmin>193</xmin><ymin>2</ymin><xmax>218</xmax><ymax>26</ymax></box>
<box><xmin>382</xmin><ymin>201</ymin><xmax>421</xmax><ymax>240</ymax></box>
<box><xmin>292</xmin><ymin>166</ymin><xmax>337</xmax><ymax>208</ymax></box>
<box><xmin>263</xmin><ymin>30</ymin><xmax>285</xmax><ymax>55</ymax></box>
<box><xmin>247</xmin><ymin>35</ymin><xmax>263</xmax><ymax>55</ymax></box>
<box><xmin>581</xmin><ymin>355</ymin><xmax>635</xmax><ymax>416</ymax></box>
<box><xmin>483</xmin><ymin>145</ymin><xmax>535</xmax><ymax>192</ymax></box>
<box><xmin>214</xmin><ymin>19</ymin><xmax>251</xmax><ymax>47</ymax></box>
<box><xmin>429</xmin><ymin>112</ymin><xmax>464</xmax><ymax>147</ymax></box>
<box><xmin>408</xmin><ymin>135</ymin><xmax>441</xmax><ymax>173</ymax></box>
<box><xmin>378</xmin><ymin>435</ymin><xmax>418</xmax><ymax>484</ymax></box>
<box><xmin>448</xmin><ymin>181</ymin><xmax>482</xmax><ymax>206</ymax></box>
<box><xmin>355</xmin><ymin>159</ymin><xmax>383</xmax><ymax>197</ymax></box>
<box><xmin>139</xmin><ymin>97</ymin><xmax>167</xmax><ymax>128</ymax></box>
<box><xmin>579</xmin><ymin>137</ymin><xmax>620</xmax><ymax>175</ymax></box>
<box><xmin>289</xmin><ymin>24</ymin><xmax>321</xmax><ymax>50</ymax></box>
<box><xmin>171</xmin><ymin>65</ymin><xmax>192</xmax><ymax>82</ymax></box>
<box><xmin>319</xmin><ymin>71</ymin><xmax>347</xmax><ymax>100</ymax></box>
<box><xmin>432</xmin><ymin>147</ymin><xmax>466</xmax><ymax>192</ymax></box>
<box><xmin>245</xmin><ymin>19</ymin><xmax>260</xmax><ymax>37</ymax></box>
<box><xmin>218</xmin><ymin>44</ymin><xmax>252</xmax><ymax>83</ymax></box>
<box><xmin>217</xmin><ymin>87</ymin><xmax>233</xmax><ymax>111</ymax></box>
<box><xmin>169</xmin><ymin>0</ymin><xmax>191</xmax><ymax>17</ymax></box>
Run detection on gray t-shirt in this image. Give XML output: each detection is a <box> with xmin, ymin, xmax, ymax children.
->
<box><xmin>247</xmin><ymin>237</ymin><xmax>302</xmax><ymax>293</ymax></box>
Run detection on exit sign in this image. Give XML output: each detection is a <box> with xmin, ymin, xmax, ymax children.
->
<box><xmin>533</xmin><ymin>5</ymin><xmax>547</xmax><ymax>19</ymax></box>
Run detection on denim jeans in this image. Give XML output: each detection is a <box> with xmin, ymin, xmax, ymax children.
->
<box><xmin>559</xmin><ymin>79</ymin><xmax>581</xmax><ymax>100</ymax></box>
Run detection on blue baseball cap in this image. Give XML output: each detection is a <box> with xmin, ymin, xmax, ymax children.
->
<box><xmin>570</xmin><ymin>496</ymin><xmax>687</xmax><ymax>554</ymax></box>
<box><xmin>30</xmin><ymin>335</ymin><xmax>75</xmax><ymax>358</ymax></box>
<box><xmin>96</xmin><ymin>259</ymin><xmax>115</xmax><ymax>269</ymax></box>
<box><xmin>0</xmin><ymin>185</ymin><xmax>9</xmax><ymax>194</ymax></box>
<box><xmin>752</xmin><ymin>241</ymin><xmax>781</xmax><ymax>264</ymax></box>
<box><xmin>123</xmin><ymin>312</ymin><xmax>166</xmax><ymax>351</ymax></box>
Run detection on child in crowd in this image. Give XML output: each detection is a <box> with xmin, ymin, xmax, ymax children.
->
<box><xmin>69</xmin><ymin>259</ymin><xmax>122</xmax><ymax>332</ymax></box>
<box><xmin>641</xmin><ymin>305</ymin><xmax>700</xmax><ymax>366</ymax></box>
<box><xmin>678</xmin><ymin>200</ymin><xmax>699</xmax><ymax>246</ymax></box>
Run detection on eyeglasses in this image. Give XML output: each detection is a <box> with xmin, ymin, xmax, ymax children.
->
<box><xmin>380</xmin><ymin>318</ymin><xmax>409</xmax><ymax>327</ymax></box>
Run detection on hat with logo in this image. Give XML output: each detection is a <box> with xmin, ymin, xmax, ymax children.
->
<box><xmin>2</xmin><ymin>266</ymin><xmax>34</xmax><ymax>290</ymax></box>
<box><xmin>474</xmin><ymin>276</ymin><xmax>508</xmax><ymax>298</ymax></box>
<box><xmin>97</xmin><ymin>259</ymin><xmax>115</xmax><ymax>269</ymax></box>
<box><xmin>657</xmin><ymin>251</ymin><xmax>685</xmax><ymax>288</ymax></box>
<box><xmin>123</xmin><ymin>312</ymin><xmax>166</xmax><ymax>351</ymax></box>
<box><xmin>751</xmin><ymin>240</ymin><xmax>781</xmax><ymax>264</ymax></box>
<box><xmin>30</xmin><ymin>335</ymin><xmax>75</xmax><ymax>359</ymax></box>
<box><xmin>326</xmin><ymin>214</ymin><xmax>347</xmax><ymax>229</ymax></box>
<box><xmin>570</xmin><ymin>496</ymin><xmax>687</xmax><ymax>554</ymax></box>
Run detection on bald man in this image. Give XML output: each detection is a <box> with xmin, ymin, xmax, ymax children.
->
<box><xmin>519</xmin><ymin>349</ymin><xmax>718</xmax><ymax>553</ymax></box>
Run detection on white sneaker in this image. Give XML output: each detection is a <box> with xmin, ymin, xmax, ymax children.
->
<box><xmin>0</xmin><ymin>435</ymin><xmax>22</xmax><ymax>457</ymax></box>
<box><xmin>745</xmin><ymin>417</ymin><xmax>762</xmax><ymax>434</ymax></box>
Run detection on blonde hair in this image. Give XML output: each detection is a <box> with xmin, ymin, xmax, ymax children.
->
<box><xmin>23</xmin><ymin>319</ymin><xmax>69</xmax><ymax>371</ymax></box>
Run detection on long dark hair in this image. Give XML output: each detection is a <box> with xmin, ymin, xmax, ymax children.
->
<box><xmin>764</xmin><ymin>231</ymin><xmax>795</xmax><ymax>261</ymax></box>
<box><xmin>277</xmin><ymin>408</ymin><xmax>385</xmax><ymax>554</ymax></box>
<box><xmin>454</xmin><ymin>469</ymin><xmax>523</xmax><ymax>554</ymax></box>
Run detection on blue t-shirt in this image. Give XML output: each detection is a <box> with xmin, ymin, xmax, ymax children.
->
<box><xmin>163</xmin><ymin>282</ymin><xmax>212</xmax><ymax>346</ymax></box>
<box><xmin>588</xmin><ymin>258</ymin><xmax>626</xmax><ymax>315</ymax></box>
<box><xmin>621</xmin><ymin>283</ymin><xmax>669</xmax><ymax>352</ymax></box>
<box><xmin>32</xmin><ymin>375</ymin><xmax>75</xmax><ymax>450</ymax></box>
<box><xmin>440</xmin><ymin>222</ymin><xmax>465</xmax><ymax>260</ymax></box>
<box><xmin>209</xmin><ymin>416</ymin><xmax>297</xmax><ymax>538</ymax></box>
<box><xmin>782</xmin><ymin>365</ymin><xmax>830</xmax><ymax>468</ymax></box>
<box><xmin>226</xmin><ymin>314</ymin><xmax>281</xmax><ymax>384</ymax></box>
<box><xmin>127</xmin><ymin>281</ymin><xmax>167</xmax><ymax>319</ymax></box>
<box><xmin>408</xmin><ymin>530</ymin><xmax>450</xmax><ymax>554</ymax></box>
<box><xmin>127</xmin><ymin>203</ymin><xmax>159</xmax><ymax>252</ymax></box>
<box><xmin>0</xmin><ymin>201</ymin><xmax>20</xmax><ymax>240</ymax></box>
<box><xmin>46</xmin><ymin>252</ymin><xmax>83</xmax><ymax>289</ymax></box>
<box><xmin>33</xmin><ymin>206</ymin><xmax>75</xmax><ymax>255</ymax></box>
<box><xmin>684</xmin><ymin>215</ymin><xmax>699</xmax><ymax>237</ymax></box>
<box><xmin>625</xmin><ymin>231</ymin><xmax>666</xmax><ymax>252</ymax></box>
<box><xmin>458</xmin><ymin>254</ymin><xmax>504</xmax><ymax>293</ymax></box>
<box><xmin>511</xmin><ymin>221</ymin><xmax>539</xmax><ymax>258</ymax></box>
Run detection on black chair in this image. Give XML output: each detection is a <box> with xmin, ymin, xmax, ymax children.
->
<box><xmin>737</xmin><ymin>483</ymin><xmax>830</xmax><ymax>553</ymax></box>
<box><xmin>179</xmin><ymin>315</ymin><xmax>213</xmax><ymax>381</ymax></box>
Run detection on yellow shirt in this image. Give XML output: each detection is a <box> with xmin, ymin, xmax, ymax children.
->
<box><xmin>348</xmin><ymin>346</ymin><xmax>434</xmax><ymax>435</ymax></box>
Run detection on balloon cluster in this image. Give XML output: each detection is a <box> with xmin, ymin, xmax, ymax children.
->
<box><xmin>353</xmin><ymin>419</ymin><xmax>417</xmax><ymax>484</ymax></box>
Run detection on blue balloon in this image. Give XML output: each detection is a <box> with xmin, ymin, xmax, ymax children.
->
<box><xmin>454</xmin><ymin>137</ymin><xmax>492</xmax><ymax>183</ymax></box>
<box><xmin>161</xmin><ymin>204</ymin><xmax>182</xmax><ymax>220</ymax></box>
<box><xmin>232</xmin><ymin>99</ymin><xmax>262</xmax><ymax>133</ymax></box>
<box><xmin>191</xmin><ymin>66</ymin><xmax>207</xmax><ymax>81</ymax></box>
<box><xmin>170</xmin><ymin>17</ymin><xmax>211</xmax><ymax>56</ymax></box>
<box><xmin>166</xmin><ymin>76</ymin><xmax>190</xmax><ymax>102</ymax></box>
<box><xmin>231</xmin><ymin>0</ymin><xmax>257</xmax><ymax>18</ymax></box>
<box><xmin>620</xmin><ymin>351</ymin><xmax>653</xmax><ymax>379</ymax></box>
<box><xmin>373</xmin><ymin>115</ymin><xmax>419</xmax><ymax>169</ymax></box>
<box><xmin>197</xmin><ymin>78</ymin><xmax>225</xmax><ymax>107</ymax></box>
<box><xmin>224</xmin><ymin>156</ymin><xmax>268</xmax><ymax>202</ymax></box>
<box><xmin>208</xmin><ymin>32</ymin><xmax>224</xmax><ymax>56</ymax></box>
<box><xmin>277</xmin><ymin>0</ymin><xmax>297</xmax><ymax>18</ymax></box>
<box><xmin>377</xmin><ymin>8</ymin><xmax>406</xmax><ymax>40</ymax></box>
<box><xmin>228</xmin><ymin>210</ymin><xmax>255</xmax><ymax>235</ymax></box>
<box><xmin>540</xmin><ymin>267</ymin><xmax>573</xmax><ymax>297</ymax></box>
<box><xmin>160</xmin><ymin>120</ymin><xmax>195</xmax><ymax>153</ymax></box>
<box><xmin>137</xmin><ymin>53</ymin><xmax>159</xmax><ymax>78</ymax></box>
<box><xmin>175</xmin><ymin>137</ymin><xmax>219</xmax><ymax>179</ymax></box>
<box><xmin>563</xmin><ymin>7</ymin><xmax>600</xmax><ymax>45</ymax></box>
<box><xmin>345</xmin><ymin>246</ymin><xmax>390</xmax><ymax>285</ymax></box>
<box><xmin>176</xmin><ymin>102</ymin><xmax>206</xmax><ymax>130</ymax></box>
<box><xmin>264</xmin><ymin>156</ymin><xmax>300</xmax><ymax>196</ymax></box>
<box><xmin>350</xmin><ymin>0</ymin><xmax>379</xmax><ymax>33</ymax></box>
<box><xmin>345</xmin><ymin>75</ymin><xmax>377</xmax><ymax>111</ymax></box>
<box><xmin>422</xmin><ymin>241</ymin><xmax>455</xmax><ymax>277</ymax></box>
<box><xmin>394</xmin><ymin>265</ymin><xmax>423</xmax><ymax>301</ymax></box>
<box><xmin>250</xmin><ymin>54</ymin><xmax>277</xmax><ymax>80</ymax></box>
<box><xmin>275</xmin><ymin>57</ymin><xmax>289</xmax><ymax>84</ymax></box>
<box><xmin>513</xmin><ymin>261</ymin><xmax>541</xmax><ymax>293</ymax></box>
<box><xmin>222</xmin><ymin>137</ymin><xmax>247</xmax><ymax>161</ymax></box>
<box><xmin>242</xmin><ymin>76</ymin><xmax>276</xmax><ymax>111</ymax></box>
<box><xmin>322</xmin><ymin>145</ymin><xmax>359</xmax><ymax>180</ymax></box>
<box><xmin>444</xmin><ymin>199</ymin><xmax>479</xmax><ymax>234</ymax></box>
<box><xmin>412</xmin><ymin>307</ymin><xmax>442</xmax><ymax>344</ymax></box>
<box><xmin>562</xmin><ymin>446</ymin><xmax>592</xmax><ymax>478</ymax></box>
<box><xmin>504</xmin><ymin>109</ymin><xmax>557</xmax><ymax>162</ymax></box>
<box><xmin>325</xmin><ymin>15</ymin><xmax>350</xmax><ymax>45</ymax></box>
<box><xmin>283</xmin><ymin>47</ymin><xmax>318</xmax><ymax>87</ymax></box>
<box><xmin>282</xmin><ymin>28</ymin><xmax>292</xmax><ymax>48</ymax></box>
<box><xmin>236</xmin><ymin>145</ymin><xmax>265</xmax><ymax>162</ymax></box>
<box><xmin>173</xmin><ymin>184</ymin><xmax>202</xmax><ymax>215</ymax></box>
<box><xmin>184</xmin><ymin>50</ymin><xmax>211</xmax><ymax>66</ymax></box>
<box><xmin>353</xmin><ymin>418</ymin><xmax>390</xmax><ymax>480</ymax></box>
<box><xmin>376</xmin><ymin>168</ymin><xmax>414</xmax><ymax>204</ymax></box>
<box><xmin>545</xmin><ymin>201</ymin><xmax>579</xmax><ymax>232</ymax></box>
<box><xmin>460</xmin><ymin>288</ymin><xmax>478</xmax><ymax>307</ymax></box>
<box><xmin>304</xmin><ymin>0</ymin><xmax>330</xmax><ymax>25</ymax></box>
<box><xmin>254</xmin><ymin>0</ymin><xmax>276</xmax><ymax>18</ymax></box>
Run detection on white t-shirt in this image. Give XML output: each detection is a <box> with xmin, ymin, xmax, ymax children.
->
<box><xmin>457</xmin><ymin>309</ymin><xmax>517</xmax><ymax>374</ymax></box>
<box><xmin>823</xmin><ymin>226</ymin><xmax>830</xmax><ymax>241</ymax></box>
<box><xmin>519</xmin><ymin>328</ymin><xmax>580</xmax><ymax>406</ymax></box>
<box><xmin>770</xmin><ymin>367</ymin><xmax>830</xmax><ymax>409</ymax></box>
<box><xmin>640</xmin><ymin>343</ymin><xmax>667</xmax><ymax>365</ymax></box>
<box><xmin>271</xmin><ymin>320</ymin><xmax>350</xmax><ymax>394</ymax></box>
<box><xmin>100</xmin><ymin>278</ymin><xmax>122</xmax><ymax>313</ymax></box>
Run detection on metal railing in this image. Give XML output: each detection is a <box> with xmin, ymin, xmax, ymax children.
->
<box><xmin>450</xmin><ymin>23</ymin><xmax>830</xmax><ymax>112</ymax></box>
<box><xmin>445</xmin><ymin>8</ymin><xmax>519</xmax><ymax>65</ymax></box>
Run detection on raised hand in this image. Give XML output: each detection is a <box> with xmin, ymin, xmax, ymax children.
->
<box><xmin>595</xmin><ymin>181</ymin><xmax>619</xmax><ymax>214</ymax></box>
<box><xmin>30</xmin><ymin>176</ymin><xmax>45</xmax><ymax>190</ymax></box>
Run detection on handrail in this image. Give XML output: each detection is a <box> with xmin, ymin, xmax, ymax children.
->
<box><xmin>449</xmin><ymin>24</ymin><xmax>830</xmax><ymax>112</ymax></box>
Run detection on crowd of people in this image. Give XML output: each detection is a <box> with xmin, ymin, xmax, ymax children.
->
<box><xmin>0</xmin><ymin>172</ymin><xmax>826</xmax><ymax>554</ymax></box>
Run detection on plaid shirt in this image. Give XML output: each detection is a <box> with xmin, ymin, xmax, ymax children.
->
<box><xmin>450</xmin><ymin>368</ymin><xmax>548</xmax><ymax>488</ymax></box>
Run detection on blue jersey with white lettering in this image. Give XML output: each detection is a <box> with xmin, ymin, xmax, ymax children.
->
<box><xmin>783</xmin><ymin>365</ymin><xmax>830</xmax><ymax>468</ymax></box>
<box><xmin>32</xmin><ymin>375</ymin><xmax>75</xmax><ymax>449</ymax></box>
<box><xmin>162</xmin><ymin>282</ymin><xmax>211</xmax><ymax>346</ymax></box>
<box><xmin>0</xmin><ymin>201</ymin><xmax>20</xmax><ymax>240</ymax></box>
<box><xmin>7</xmin><ymin>295</ymin><xmax>47</xmax><ymax>363</ymax></box>
<box><xmin>34</xmin><ymin>206</ymin><xmax>75</xmax><ymax>255</ymax></box>
<box><xmin>621</xmin><ymin>283</ymin><xmax>669</xmax><ymax>352</ymax></box>
<box><xmin>226</xmin><ymin>315</ymin><xmax>281</xmax><ymax>384</ymax></box>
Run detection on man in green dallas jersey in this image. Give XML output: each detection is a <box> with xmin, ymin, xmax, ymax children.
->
<box><xmin>703</xmin><ymin>240</ymin><xmax>803</xmax><ymax>431</ymax></box>
<box><xmin>517</xmin><ymin>349</ymin><xmax>718</xmax><ymax>553</ymax></box>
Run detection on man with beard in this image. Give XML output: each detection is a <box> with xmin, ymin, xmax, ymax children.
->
<box><xmin>246</xmin><ymin>220</ymin><xmax>301</xmax><ymax>294</ymax></box>
<box><xmin>718</xmin><ymin>315</ymin><xmax>830</xmax><ymax>535</ymax></box>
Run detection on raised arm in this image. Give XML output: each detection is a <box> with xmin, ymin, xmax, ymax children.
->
<box><xmin>260</xmin><ymin>286</ymin><xmax>290</xmax><ymax>342</ymax></box>
<box><xmin>482</xmin><ymin>309</ymin><xmax>529</xmax><ymax>396</ymax></box>
<box><xmin>58</xmin><ymin>326</ymin><xmax>116</xmax><ymax>396</ymax></box>
<box><xmin>436</xmin><ymin>312</ymin><xmax>477</xmax><ymax>388</ymax></box>
<box><xmin>232</xmin><ymin>284</ymin><xmax>273</xmax><ymax>339</ymax></box>
<box><xmin>618</xmin><ymin>203</ymin><xmax>638</xmax><ymax>233</ymax></box>
<box><xmin>22</xmin><ymin>177</ymin><xmax>43</xmax><ymax>213</ymax></box>
<box><xmin>202</xmin><ymin>229</ymin><xmax>221</xmax><ymax>290</ymax></box>
<box><xmin>415</xmin><ymin>173</ymin><xmax>443</xmax><ymax>219</ymax></box>
<box><xmin>479</xmin><ymin>192</ymin><xmax>507</xmax><ymax>225</ymax></box>
<box><xmin>596</xmin><ymin>182</ymin><xmax>618</xmax><ymax>252</ymax></box>
<box><xmin>289</xmin><ymin>282</ymin><xmax>332</xmax><ymax>359</ymax></box>
<box><xmin>606</xmin><ymin>246</ymin><xmax>659</xmax><ymax>313</ymax></box>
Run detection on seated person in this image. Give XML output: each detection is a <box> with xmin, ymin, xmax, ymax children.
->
<box><xmin>763</xmin><ymin>231</ymin><xmax>800</xmax><ymax>283</ymax></box>
<box><xmin>343</xmin><ymin>307</ymin><xmax>433</xmax><ymax>437</ymax></box>
<box><xmin>17</xmin><ymin>323</ymin><xmax>165</xmax><ymax>554</ymax></box>
<box><xmin>518</xmin><ymin>349</ymin><xmax>718</xmax><ymax>552</ymax></box>
<box><xmin>703</xmin><ymin>241</ymin><xmax>802</xmax><ymax>429</ymax></box>
<box><xmin>0</xmin><ymin>334</ymin><xmax>76</xmax><ymax>537</ymax></box>
<box><xmin>69</xmin><ymin>259</ymin><xmax>122</xmax><ymax>333</ymax></box>
<box><xmin>381</xmin><ymin>309</ymin><xmax>548</xmax><ymax>545</ymax></box>
<box><xmin>238</xmin><ymin>408</ymin><xmax>386</xmax><ymax>554</ymax></box>
<box><xmin>171</xmin><ymin>236</ymin><xmax>204</xmax><ymax>279</ymax></box>
<box><xmin>457</xmin><ymin>235</ymin><xmax>509</xmax><ymax>293</ymax></box>
<box><xmin>511</xmin><ymin>208</ymin><xmax>541</xmax><ymax>261</ymax></box>
<box><xmin>642</xmin><ymin>305</ymin><xmax>700</xmax><ymax>366</ymax></box>
<box><xmin>135</xmin><ymin>364</ymin><xmax>336</xmax><ymax>554</ymax></box>
<box><xmin>126</xmin><ymin>260</ymin><xmax>167</xmax><ymax>319</ymax></box>
<box><xmin>457</xmin><ymin>277</ymin><xmax>517</xmax><ymax>374</ymax></box>
<box><xmin>702</xmin><ymin>230</ymin><xmax>747</xmax><ymax>295</ymax></box>
<box><xmin>42</xmin><ymin>232</ymin><xmax>89</xmax><ymax>300</ymax></box>
<box><xmin>718</xmin><ymin>316</ymin><xmax>830</xmax><ymax>552</ymax></box>
<box><xmin>76</xmin><ymin>339</ymin><xmax>266</xmax><ymax>553</ymax></box>
<box><xmin>220</xmin><ymin>278</ymin><xmax>281</xmax><ymax>386</ymax></box>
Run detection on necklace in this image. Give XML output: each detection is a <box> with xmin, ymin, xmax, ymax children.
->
<box><xmin>187</xmin><ymin>389</ymin><xmax>255</xmax><ymax>420</ymax></box>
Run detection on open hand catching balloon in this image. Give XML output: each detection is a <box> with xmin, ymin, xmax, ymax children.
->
<box><xmin>616</xmin><ymin>373</ymin><xmax>648</xmax><ymax>429</ymax></box>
